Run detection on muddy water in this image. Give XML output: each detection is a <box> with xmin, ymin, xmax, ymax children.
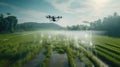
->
<box><xmin>23</xmin><ymin>52</ymin><xmax>45</xmax><ymax>67</ymax></box>
<box><xmin>75</xmin><ymin>58</ymin><xmax>85</xmax><ymax>67</ymax></box>
<box><xmin>49</xmin><ymin>52</ymin><xmax>69</xmax><ymax>67</ymax></box>
<box><xmin>49</xmin><ymin>52</ymin><xmax>86</xmax><ymax>67</ymax></box>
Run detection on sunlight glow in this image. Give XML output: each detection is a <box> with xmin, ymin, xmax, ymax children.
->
<box><xmin>90</xmin><ymin>41</ymin><xmax>93</xmax><ymax>46</ymax></box>
<box><xmin>93</xmin><ymin>0</ymin><xmax>109</xmax><ymax>4</ymax></box>
<box><xmin>41</xmin><ymin>33</ymin><xmax>44</xmax><ymax>38</ymax></box>
<box><xmin>85</xmin><ymin>34</ymin><xmax>89</xmax><ymax>38</ymax></box>
<box><xmin>91</xmin><ymin>0</ymin><xmax>109</xmax><ymax>16</ymax></box>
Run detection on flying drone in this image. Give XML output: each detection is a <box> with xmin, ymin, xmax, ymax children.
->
<box><xmin>46</xmin><ymin>15</ymin><xmax>62</xmax><ymax>22</ymax></box>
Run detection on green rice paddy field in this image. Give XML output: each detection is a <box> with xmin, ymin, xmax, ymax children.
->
<box><xmin>0</xmin><ymin>31</ymin><xmax>120</xmax><ymax>67</ymax></box>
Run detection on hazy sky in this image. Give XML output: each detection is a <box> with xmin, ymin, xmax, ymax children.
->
<box><xmin>0</xmin><ymin>0</ymin><xmax>120</xmax><ymax>26</ymax></box>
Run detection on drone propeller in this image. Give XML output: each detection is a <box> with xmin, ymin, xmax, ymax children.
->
<box><xmin>57</xmin><ymin>16</ymin><xmax>62</xmax><ymax>18</ymax></box>
<box><xmin>46</xmin><ymin>15</ymin><xmax>51</xmax><ymax>19</ymax></box>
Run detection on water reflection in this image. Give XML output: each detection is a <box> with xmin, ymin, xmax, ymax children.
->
<box><xmin>37</xmin><ymin>30</ymin><xmax>105</xmax><ymax>67</ymax></box>
<box><xmin>49</xmin><ymin>52</ymin><xmax>68</xmax><ymax>67</ymax></box>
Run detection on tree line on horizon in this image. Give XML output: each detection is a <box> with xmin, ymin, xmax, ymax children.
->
<box><xmin>0</xmin><ymin>13</ymin><xmax>64</xmax><ymax>33</ymax></box>
<box><xmin>0</xmin><ymin>12</ymin><xmax>120</xmax><ymax>36</ymax></box>
<box><xmin>0</xmin><ymin>13</ymin><xmax>18</xmax><ymax>33</ymax></box>
<box><xmin>67</xmin><ymin>12</ymin><xmax>120</xmax><ymax>36</ymax></box>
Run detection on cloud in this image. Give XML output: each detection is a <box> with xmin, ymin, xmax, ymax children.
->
<box><xmin>45</xmin><ymin>0</ymin><xmax>120</xmax><ymax>16</ymax></box>
<box><xmin>45</xmin><ymin>0</ymin><xmax>93</xmax><ymax>14</ymax></box>
<box><xmin>45</xmin><ymin>0</ymin><xmax>120</xmax><ymax>26</ymax></box>
<box><xmin>1</xmin><ymin>0</ymin><xmax>120</xmax><ymax>27</ymax></box>
<box><xmin>0</xmin><ymin>2</ymin><xmax>49</xmax><ymax>23</ymax></box>
<box><xmin>19</xmin><ymin>10</ymin><xmax>49</xmax><ymax>23</ymax></box>
<box><xmin>45</xmin><ymin>0</ymin><xmax>74</xmax><ymax>13</ymax></box>
<box><xmin>0</xmin><ymin>2</ymin><xmax>19</xmax><ymax>10</ymax></box>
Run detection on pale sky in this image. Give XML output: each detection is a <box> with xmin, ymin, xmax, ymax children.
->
<box><xmin>0</xmin><ymin>0</ymin><xmax>120</xmax><ymax>26</ymax></box>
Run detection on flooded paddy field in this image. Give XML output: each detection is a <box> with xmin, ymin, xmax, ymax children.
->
<box><xmin>0</xmin><ymin>30</ymin><xmax>120</xmax><ymax>67</ymax></box>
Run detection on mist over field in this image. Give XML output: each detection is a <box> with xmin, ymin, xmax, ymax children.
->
<box><xmin>0</xmin><ymin>0</ymin><xmax>120</xmax><ymax>67</ymax></box>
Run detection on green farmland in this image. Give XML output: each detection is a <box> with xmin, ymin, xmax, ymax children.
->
<box><xmin>0</xmin><ymin>31</ymin><xmax>120</xmax><ymax>67</ymax></box>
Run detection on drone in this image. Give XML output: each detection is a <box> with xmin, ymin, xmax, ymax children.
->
<box><xmin>46</xmin><ymin>15</ymin><xmax>62</xmax><ymax>22</ymax></box>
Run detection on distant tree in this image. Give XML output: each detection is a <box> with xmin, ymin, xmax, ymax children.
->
<box><xmin>113</xmin><ymin>12</ymin><xmax>118</xmax><ymax>16</ymax></box>
<box><xmin>66</xmin><ymin>24</ymin><xmax>88</xmax><ymax>30</ymax></box>
<box><xmin>89</xmin><ymin>12</ymin><xmax>120</xmax><ymax>36</ymax></box>
<box><xmin>90</xmin><ymin>19</ymin><xmax>102</xmax><ymax>30</ymax></box>
<box><xmin>0</xmin><ymin>13</ymin><xmax>18</xmax><ymax>33</ymax></box>
<box><xmin>0</xmin><ymin>14</ymin><xmax>4</xmax><ymax>31</ymax></box>
<box><xmin>5</xmin><ymin>16</ymin><xmax>17</xmax><ymax>32</ymax></box>
<box><xmin>67</xmin><ymin>12</ymin><xmax>120</xmax><ymax>36</ymax></box>
<box><xmin>7</xmin><ymin>13</ymin><xmax>11</xmax><ymax>15</ymax></box>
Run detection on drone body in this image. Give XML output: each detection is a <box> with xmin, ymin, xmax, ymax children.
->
<box><xmin>46</xmin><ymin>15</ymin><xmax>62</xmax><ymax>22</ymax></box>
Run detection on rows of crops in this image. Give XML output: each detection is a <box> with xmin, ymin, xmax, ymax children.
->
<box><xmin>36</xmin><ymin>32</ymin><xmax>107</xmax><ymax>67</ymax></box>
<box><xmin>0</xmin><ymin>32</ymin><xmax>43</xmax><ymax>67</ymax></box>
<box><xmin>0</xmin><ymin>31</ymin><xmax>120</xmax><ymax>67</ymax></box>
<box><xmin>93</xmin><ymin>35</ymin><xmax>120</xmax><ymax>67</ymax></box>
